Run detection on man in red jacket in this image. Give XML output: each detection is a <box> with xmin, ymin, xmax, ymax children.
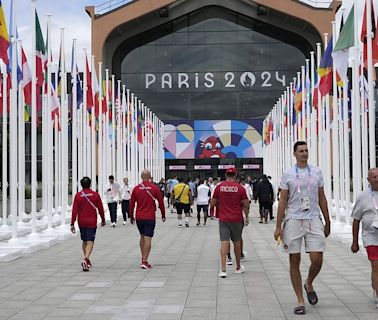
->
<box><xmin>71</xmin><ymin>177</ymin><xmax>105</xmax><ymax>271</ymax></box>
<box><xmin>130</xmin><ymin>170</ymin><xmax>166</xmax><ymax>269</ymax></box>
<box><xmin>211</xmin><ymin>168</ymin><xmax>250</xmax><ymax>278</ymax></box>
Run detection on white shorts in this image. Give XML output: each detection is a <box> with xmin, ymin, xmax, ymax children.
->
<box><xmin>282</xmin><ymin>217</ymin><xmax>326</xmax><ymax>254</ymax></box>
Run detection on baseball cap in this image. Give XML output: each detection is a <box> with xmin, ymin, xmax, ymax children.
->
<box><xmin>226</xmin><ymin>167</ymin><xmax>237</xmax><ymax>175</ymax></box>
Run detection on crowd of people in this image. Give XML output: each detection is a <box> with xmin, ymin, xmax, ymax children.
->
<box><xmin>69</xmin><ymin>140</ymin><xmax>378</xmax><ymax>315</ymax></box>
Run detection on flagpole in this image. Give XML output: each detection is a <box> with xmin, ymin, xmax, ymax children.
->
<box><xmin>331</xmin><ymin>21</ymin><xmax>341</xmax><ymax>224</ymax></box>
<box><xmin>366</xmin><ymin>0</ymin><xmax>376</xmax><ymax>168</ymax></box>
<box><xmin>126</xmin><ymin>89</ymin><xmax>131</xmax><ymax>181</ymax></box>
<box><xmin>110</xmin><ymin>74</ymin><xmax>115</xmax><ymax>178</ymax></box>
<box><xmin>104</xmin><ymin>69</ymin><xmax>109</xmax><ymax>188</ymax></box>
<box><xmin>17</xmin><ymin>40</ymin><xmax>26</xmax><ymax>229</ymax></box>
<box><xmin>353</xmin><ymin>0</ymin><xmax>362</xmax><ymax>199</ymax></box>
<box><xmin>58</xmin><ymin>28</ymin><xmax>68</xmax><ymax>229</ymax></box>
<box><xmin>72</xmin><ymin>39</ymin><xmax>78</xmax><ymax>198</ymax></box>
<box><xmin>116</xmin><ymin>80</ymin><xmax>121</xmax><ymax>182</ymax></box>
<box><xmin>122</xmin><ymin>84</ymin><xmax>126</xmax><ymax>178</ymax></box>
<box><xmin>343</xmin><ymin>79</ymin><xmax>351</xmax><ymax>224</ymax></box>
<box><xmin>30</xmin><ymin>0</ymin><xmax>38</xmax><ymax>235</ymax></box>
<box><xmin>82</xmin><ymin>49</ymin><xmax>88</xmax><ymax>178</ymax></box>
<box><xmin>98</xmin><ymin>62</ymin><xmax>103</xmax><ymax>197</ymax></box>
<box><xmin>90</xmin><ymin>55</ymin><xmax>96</xmax><ymax>191</ymax></box>
<box><xmin>361</xmin><ymin>61</ymin><xmax>369</xmax><ymax>191</ymax></box>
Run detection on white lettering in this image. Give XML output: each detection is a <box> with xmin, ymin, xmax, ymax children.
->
<box><xmin>225</xmin><ymin>72</ymin><xmax>236</xmax><ymax>88</ymax></box>
<box><xmin>204</xmin><ymin>72</ymin><xmax>215</xmax><ymax>88</ymax></box>
<box><xmin>145</xmin><ymin>74</ymin><xmax>156</xmax><ymax>89</ymax></box>
<box><xmin>178</xmin><ymin>73</ymin><xmax>189</xmax><ymax>88</ymax></box>
<box><xmin>195</xmin><ymin>73</ymin><xmax>199</xmax><ymax>88</ymax></box>
<box><xmin>275</xmin><ymin>71</ymin><xmax>286</xmax><ymax>86</ymax></box>
<box><xmin>162</xmin><ymin>73</ymin><xmax>172</xmax><ymax>89</ymax></box>
<box><xmin>261</xmin><ymin>71</ymin><xmax>272</xmax><ymax>87</ymax></box>
<box><xmin>220</xmin><ymin>186</ymin><xmax>239</xmax><ymax>192</ymax></box>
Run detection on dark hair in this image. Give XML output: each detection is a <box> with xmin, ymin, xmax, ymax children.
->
<box><xmin>262</xmin><ymin>174</ymin><xmax>267</xmax><ymax>179</ymax></box>
<box><xmin>178</xmin><ymin>177</ymin><xmax>184</xmax><ymax>183</ymax></box>
<box><xmin>293</xmin><ymin>141</ymin><xmax>307</xmax><ymax>152</ymax></box>
<box><xmin>199</xmin><ymin>179</ymin><xmax>205</xmax><ymax>185</ymax></box>
<box><xmin>109</xmin><ymin>175</ymin><xmax>114</xmax><ymax>180</ymax></box>
<box><xmin>81</xmin><ymin>177</ymin><xmax>91</xmax><ymax>189</ymax></box>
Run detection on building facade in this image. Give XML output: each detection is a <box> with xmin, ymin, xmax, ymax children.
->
<box><xmin>87</xmin><ymin>0</ymin><xmax>340</xmax><ymax>178</ymax></box>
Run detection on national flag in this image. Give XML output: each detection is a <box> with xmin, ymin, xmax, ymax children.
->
<box><xmin>318</xmin><ymin>37</ymin><xmax>333</xmax><ymax>96</ymax></box>
<box><xmin>332</xmin><ymin>5</ymin><xmax>354</xmax><ymax>85</ymax></box>
<box><xmin>21</xmin><ymin>46</ymin><xmax>32</xmax><ymax>107</ymax></box>
<box><xmin>35</xmin><ymin>10</ymin><xmax>46</xmax><ymax>88</ymax></box>
<box><xmin>85</xmin><ymin>55</ymin><xmax>94</xmax><ymax>111</ymax></box>
<box><xmin>361</xmin><ymin>0</ymin><xmax>378</xmax><ymax>68</ymax></box>
<box><xmin>294</xmin><ymin>82</ymin><xmax>302</xmax><ymax>113</ymax></box>
<box><xmin>70</xmin><ymin>42</ymin><xmax>82</xmax><ymax>108</ymax></box>
<box><xmin>137</xmin><ymin>106</ymin><xmax>144</xmax><ymax>144</ymax></box>
<box><xmin>0</xmin><ymin>0</ymin><xmax>9</xmax><ymax>66</ymax></box>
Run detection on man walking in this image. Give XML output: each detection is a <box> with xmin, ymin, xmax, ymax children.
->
<box><xmin>71</xmin><ymin>177</ymin><xmax>105</xmax><ymax>271</ymax></box>
<box><xmin>120</xmin><ymin>178</ymin><xmax>132</xmax><ymax>225</ymax></box>
<box><xmin>274</xmin><ymin>141</ymin><xmax>331</xmax><ymax>315</ymax></box>
<box><xmin>351</xmin><ymin>168</ymin><xmax>378</xmax><ymax>308</ymax></box>
<box><xmin>196</xmin><ymin>179</ymin><xmax>211</xmax><ymax>226</ymax></box>
<box><xmin>105</xmin><ymin>175</ymin><xmax>121</xmax><ymax>227</ymax></box>
<box><xmin>211</xmin><ymin>168</ymin><xmax>250</xmax><ymax>278</ymax></box>
<box><xmin>172</xmin><ymin>177</ymin><xmax>192</xmax><ymax>227</ymax></box>
<box><xmin>168</xmin><ymin>176</ymin><xmax>179</xmax><ymax>213</ymax></box>
<box><xmin>130</xmin><ymin>170</ymin><xmax>166</xmax><ymax>269</ymax></box>
<box><xmin>255</xmin><ymin>174</ymin><xmax>274</xmax><ymax>224</ymax></box>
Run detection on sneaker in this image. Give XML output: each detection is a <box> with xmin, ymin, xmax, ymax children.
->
<box><xmin>123</xmin><ymin>221</ymin><xmax>126</xmax><ymax>225</ymax></box>
<box><xmin>264</xmin><ymin>220</ymin><xmax>268</xmax><ymax>224</ymax></box>
<box><xmin>140</xmin><ymin>261</ymin><xmax>151</xmax><ymax>269</ymax></box>
<box><xmin>185</xmin><ymin>222</ymin><xmax>189</xmax><ymax>228</ymax></box>
<box><xmin>178</xmin><ymin>224</ymin><xmax>182</xmax><ymax>228</ymax></box>
<box><xmin>112</xmin><ymin>222</ymin><xmax>116</xmax><ymax>227</ymax></box>
<box><xmin>235</xmin><ymin>265</ymin><xmax>245</xmax><ymax>274</ymax></box>
<box><xmin>196</xmin><ymin>222</ymin><xmax>201</xmax><ymax>227</ymax></box>
<box><xmin>227</xmin><ymin>257</ymin><xmax>233</xmax><ymax>265</ymax></box>
<box><xmin>203</xmin><ymin>223</ymin><xmax>207</xmax><ymax>227</ymax></box>
<box><xmin>218</xmin><ymin>270</ymin><xmax>227</xmax><ymax>278</ymax></box>
<box><xmin>85</xmin><ymin>258</ymin><xmax>92</xmax><ymax>268</ymax></box>
<box><xmin>81</xmin><ymin>260</ymin><xmax>89</xmax><ymax>272</ymax></box>
<box><xmin>259</xmin><ymin>220</ymin><xmax>263</xmax><ymax>224</ymax></box>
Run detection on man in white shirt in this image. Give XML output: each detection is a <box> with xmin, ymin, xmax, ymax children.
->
<box><xmin>274</xmin><ymin>141</ymin><xmax>330</xmax><ymax>315</ymax></box>
<box><xmin>196</xmin><ymin>180</ymin><xmax>211</xmax><ymax>226</ymax></box>
<box><xmin>105</xmin><ymin>175</ymin><xmax>121</xmax><ymax>227</ymax></box>
<box><xmin>351</xmin><ymin>168</ymin><xmax>378</xmax><ymax>308</ymax></box>
<box><xmin>240</xmin><ymin>177</ymin><xmax>253</xmax><ymax>201</ymax></box>
<box><xmin>120</xmin><ymin>178</ymin><xmax>133</xmax><ymax>225</ymax></box>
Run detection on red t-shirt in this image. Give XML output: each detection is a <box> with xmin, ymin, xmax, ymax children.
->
<box><xmin>212</xmin><ymin>181</ymin><xmax>247</xmax><ymax>223</ymax></box>
<box><xmin>71</xmin><ymin>188</ymin><xmax>105</xmax><ymax>228</ymax></box>
<box><xmin>130</xmin><ymin>181</ymin><xmax>166</xmax><ymax>220</ymax></box>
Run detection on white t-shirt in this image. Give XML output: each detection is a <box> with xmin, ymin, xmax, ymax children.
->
<box><xmin>242</xmin><ymin>184</ymin><xmax>253</xmax><ymax>201</ymax></box>
<box><xmin>105</xmin><ymin>182</ymin><xmax>121</xmax><ymax>203</ymax></box>
<box><xmin>197</xmin><ymin>184</ymin><xmax>211</xmax><ymax>205</ymax></box>
<box><xmin>351</xmin><ymin>190</ymin><xmax>378</xmax><ymax>247</ymax></box>
<box><xmin>279</xmin><ymin>164</ymin><xmax>324</xmax><ymax>220</ymax></box>
<box><xmin>121</xmin><ymin>184</ymin><xmax>133</xmax><ymax>201</ymax></box>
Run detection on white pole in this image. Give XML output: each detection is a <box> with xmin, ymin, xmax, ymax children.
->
<box><xmin>116</xmin><ymin>80</ymin><xmax>121</xmax><ymax>182</ymax></box>
<box><xmin>72</xmin><ymin>39</ymin><xmax>78</xmax><ymax>197</ymax></box>
<box><xmin>60</xmin><ymin>28</ymin><xmax>68</xmax><ymax>227</ymax></box>
<box><xmin>30</xmin><ymin>0</ymin><xmax>38</xmax><ymax>235</ymax></box>
<box><xmin>1</xmin><ymin>71</ymin><xmax>8</xmax><ymax>231</ymax></box>
<box><xmin>332</xmin><ymin>21</ymin><xmax>340</xmax><ymax>222</ymax></box>
<box><xmin>343</xmin><ymin>79</ymin><xmax>351</xmax><ymax>224</ymax></box>
<box><xmin>90</xmin><ymin>56</ymin><xmax>96</xmax><ymax>191</ymax></box>
<box><xmin>98</xmin><ymin>62</ymin><xmax>103</xmax><ymax>196</ymax></box>
<box><xmin>126</xmin><ymin>89</ymin><xmax>131</xmax><ymax>180</ymax></box>
<box><xmin>110</xmin><ymin>75</ymin><xmax>115</xmax><ymax>178</ymax></box>
<box><xmin>366</xmin><ymin>0</ymin><xmax>376</xmax><ymax>168</ymax></box>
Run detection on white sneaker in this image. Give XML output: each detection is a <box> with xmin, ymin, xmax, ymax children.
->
<box><xmin>123</xmin><ymin>221</ymin><xmax>126</xmax><ymax>225</ymax></box>
<box><xmin>185</xmin><ymin>221</ymin><xmax>189</xmax><ymax>228</ymax></box>
<box><xmin>227</xmin><ymin>257</ymin><xmax>233</xmax><ymax>265</ymax></box>
<box><xmin>235</xmin><ymin>265</ymin><xmax>245</xmax><ymax>274</ymax></box>
<box><xmin>178</xmin><ymin>224</ymin><xmax>182</xmax><ymax>228</ymax></box>
<box><xmin>218</xmin><ymin>270</ymin><xmax>227</xmax><ymax>278</ymax></box>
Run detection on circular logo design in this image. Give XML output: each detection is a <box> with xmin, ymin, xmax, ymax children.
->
<box><xmin>240</xmin><ymin>72</ymin><xmax>256</xmax><ymax>87</ymax></box>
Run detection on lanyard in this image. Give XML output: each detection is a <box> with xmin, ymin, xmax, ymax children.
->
<box><xmin>370</xmin><ymin>188</ymin><xmax>378</xmax><ymax>210</ymax></box>
<box><xmin>295</xmin><ymin>164</ymin><xmax>311</xmax><ymax>193</ymax></box>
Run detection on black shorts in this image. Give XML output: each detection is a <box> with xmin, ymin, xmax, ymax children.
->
<box><xmin>197</xmin><ymin>204</ymin><xmax>209</xmax><ymax>213</ymax></box>
<box><xmin>219</xmin><ymin>221</ymin><xmax>243</xmax><ymax>242</ymax></box>
<box><xmin>176</xmin><ymin>203</ymin><xmax>190</xmax><ymax>215</ymax></box>
<box><xmin>136</xmin><ymin>219</ymin><xmax>156</xmax><ymax>237</ymax></box>
<box><xmin>79</xmin><ymin>227</ymin><xmax>97</xmax><ymax>242</ymax></box>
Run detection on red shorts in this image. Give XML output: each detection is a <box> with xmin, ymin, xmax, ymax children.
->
<box><xmin>366</xmin><ymin>246</ymin><xmax>378</xmax><ymax>261</ymax></box>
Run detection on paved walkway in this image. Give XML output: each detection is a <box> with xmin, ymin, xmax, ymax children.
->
<box><xmin>0</xmin><ymin>205</ymin><xmax>377</xmax><ymax>320</ymax></box>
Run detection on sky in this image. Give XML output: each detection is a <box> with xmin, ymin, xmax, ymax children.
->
<box><xmin>0</xmin><ymin>0</ymin><xmax>369</xmax><ymax>72</ymax></box>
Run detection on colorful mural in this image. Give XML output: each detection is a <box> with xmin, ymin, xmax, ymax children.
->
<box><xmin>164</xmin><ymin>120</ymin><xmax>263</xmax><ymax>159</ymax></box>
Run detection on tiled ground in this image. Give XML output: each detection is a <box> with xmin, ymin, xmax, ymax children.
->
<box><xmin>0</xmin><ymin>204</ymin><xmax>376</xmax><ymax>319</ymax></box>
